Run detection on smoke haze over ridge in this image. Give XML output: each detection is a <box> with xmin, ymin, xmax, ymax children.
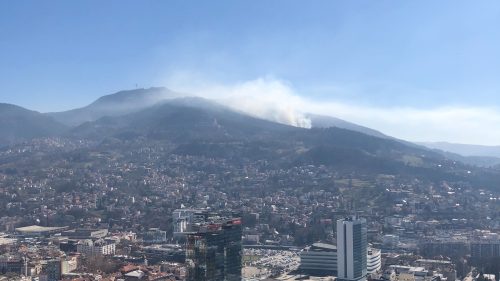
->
<box><xmin>160</xmin><ymin>74</ymin><xmax>500</xmax><ymax>146</ymax></box>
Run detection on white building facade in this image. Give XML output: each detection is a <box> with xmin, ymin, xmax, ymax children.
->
<box><xmin>76</xmin><ymin>239</ymin><xmax>116</xmax><ymax>256</ymax></box>
<box><xmin>367</xmin><ymin>248</ymin><xmax>382</xmax><ymax>275</ymax></box>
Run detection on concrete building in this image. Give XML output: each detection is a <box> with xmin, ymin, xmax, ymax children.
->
<box><xmin>300</xmin><ymin>243</ymin><xmax>338</xmax><ymax>276</ymax></box>
<box><xmin>471</xmin><ymin>239</ymin><xmax>500</xmax><ymax>258</ymax></box>
<box><xmin>419</xmin><ymin>238</ymin><xmax>469</xmax><ymax>258</ymax></box>
<box><xmin>299</xmin><ymin>243</ymin><xmax>380</xmax><ymax>277</ymax></box>
<box><xmin>0</xmin><ymin>255</ymin><xmax>26</xmax><ymax>275</ymax></box>
<box><xmin>337</xmin><ymin>216</ymin><xmax>367</xmax><ymax>281</ymax></box>
<box><xmin>160</xmin><ymin>262</ymin><xmax>187</xmax><ymax>278</ymax></box>
<box><xmin>172</xmin><ymin>208</ymin><xmax>206</xmax><ymax>239</ymax></box>
<box><xmin>40</xmin><ymin>259</ymin><xmax>61</xmax><ymax>281</ymax></box>
<box><xmin>415</xmin><ymin>259</ymin><xmax>456</xmax><ymax>281</ymax></box>
<box><xmin>140</xmin><ymin>244</ymin><xmax>185</xmax><ymax>264</ymax></box>
<box><xmin>382</xmin><ymin>234</ymin><xmax>400</xmax><ymax>248</ymax></box>
<box><xmin>384</xmin><ymin>265</ymin><xmax>433</xmax><ymax>281</ymax></box>
<box><xmin>61</xmin><ymin>228</ymin><xmax>108</xmax><ymax>240</ymax></box>
<box><xmin>142</xmin><ymin>228</ymin><xmax>167</xmax><ymax>244</ymax></box>
<box><xmin>76</xmin><ymin>239</ymin><xmax>115</xmax><ymax>256</ymax></box>
<box><xmin>60</xmin><ymin>256</ymin><xmax>78</xmax><ymax>274</ymax></box>
<box><xmin>366</xmin><ymin>248</ymin><xmax>381</xmax><ymax>275</ymax></box>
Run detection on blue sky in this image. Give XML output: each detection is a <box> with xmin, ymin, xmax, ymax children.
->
<box><xmin>1</xmin><ymin>1</ymin><xmax>500</xmax><ymax>144</ymax></box>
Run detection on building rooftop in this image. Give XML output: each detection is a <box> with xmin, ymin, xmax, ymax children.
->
<box><xmin>416</xmin><ymin>259</ymin><xmax>452</xmax><ymax>265</ymax></box>
<box><xmin>125</xmin><ymin>270</ymin><xmax>145</xmax><ymax>278</ymax></box>
<box><xmin>15</xmin><ymin>225</ymin><xmax>68</xmax><ymax>233</ymax></box>
<box><xmin>311</xmin><ymin>243</ymin><xmax>337</xmax><ymax>251</ymax></box>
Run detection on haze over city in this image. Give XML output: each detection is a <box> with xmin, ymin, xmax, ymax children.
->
<box><xmin>2</xmin><ymin>1</ymin><xmax>500</xmax><ymax>144</ymax></box>
<box><xmin>1</xmin><ymin>2</ymin><xmax>500</xmax><ymax>281</ymax></box>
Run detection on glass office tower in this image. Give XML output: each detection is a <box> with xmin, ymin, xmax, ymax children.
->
<box><xmin>337</xmin><ymin>216</ymin><xmax>368</xmax><ymax>281</ymax></box>
<box><xmin>186</xmin><ymin>217</ymin><xmax>242</xmax><ymax>281</ymax></box>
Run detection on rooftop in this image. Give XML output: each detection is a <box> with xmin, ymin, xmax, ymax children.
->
<box><xmin>125</xmin><ymin>270</ymin><xmax>145</xmax><ymax>278</ymax></box>
<box><xmin>311</xmin><ymin>243</ymin><xmax>337</xmax><ymax>251</ymax></box>
<box><xmin>15</xmin><ymin>225</ymin><xmax>68</xmax><ymax>233</ymax></box>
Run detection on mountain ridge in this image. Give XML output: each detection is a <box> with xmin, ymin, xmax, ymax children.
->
<box><xmin>45</xmin><ymin>87</ymin><xmax>392</xmax><ymax>139</ymax></box>
<box><xmin>1</xmin><ymin>89</ymin><xmax>500</xmax><ymax>189</ymax></box>
<box><xmin>46</xmin><ymin>87</ymin><xmax>178</xmax><ymax>126</ymax></box>
<box><xmin>0</xmin><ymin>103</ymin><xmax>67</xmax><ymax>147</ymax></box>
<box><xmin>1</xmin><ymin>87</ymin><xmax>499</xmax><ymax>182</ymax></box>
<box><xmin>419</xmin><ymin>141</ymin><xmax>500</xmax><ymax>167</ymax></box>
<box><xmin>306</xmin><ymin>113</ymin><xmax>388</xmax><ymax>139</ymax></box>
<box><xmin>419</xmin><ymin>141</ymin><xmax>500</xmax><ymax>157</ymax></box>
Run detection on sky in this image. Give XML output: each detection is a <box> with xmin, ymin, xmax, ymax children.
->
<box><xmin>1</xmin><ymin>1</ymin><xmax>500</xmax><ymax>145</ymax></box>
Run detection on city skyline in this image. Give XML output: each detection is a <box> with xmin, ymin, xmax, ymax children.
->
<box><xmin>2</xmin><ymin>1</ymin><xmax>500</xmax><ymax>144</ymax></box>
<box><xmin>1</xmin><ymin>2</ymin><xmax>500</xmax><ymax>280</ymax></box>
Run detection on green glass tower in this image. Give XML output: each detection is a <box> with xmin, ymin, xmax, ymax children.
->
<box><xmin>186</xmin><ymin>217</ymin><xmax>242</xmax><ymax>281</ymax></box>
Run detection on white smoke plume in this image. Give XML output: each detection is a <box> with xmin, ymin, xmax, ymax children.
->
<box><xmin>162</xmin><ymin>74</ymin><xmax>500</xmax><ymax>146</ymax></box>
<box><xmin>164</xmin><ymin>75</ymin><xmax>312</xmax><ymax>128</ymax></box>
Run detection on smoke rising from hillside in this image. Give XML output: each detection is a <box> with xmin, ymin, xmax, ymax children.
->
<box><xmin>163</xmin><ymin>74</ymin><xmax>500</xmax><ymax>146</ymax></box>
<box><xmin>207</xmin><ymin>78</ymin><xmax>312</xmax><ymax>128</ymax></box>
<box><xmin>163</xmin><ymin>75</ymin><xmax>312</xmax><ymax>128</ymax></box>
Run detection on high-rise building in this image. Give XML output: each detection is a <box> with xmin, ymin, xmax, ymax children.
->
<box><xmin>337</xmin><ymin>216</ymin><xmax>368</xmax><ymax>281</ymax></box>
<box><xmin>185</xmin><ymin>216</ymin><xmax>242</xmax><ymax>281</ymax></box>
<box><xmin>173</xmin><ymin>209</ymin><xmax>207</xmax><ymax>239</ymax></box>
<box><xmin>39</xmin><ymin>259</ymin><xmax>62</xmax><ymax>281</ymax></box>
